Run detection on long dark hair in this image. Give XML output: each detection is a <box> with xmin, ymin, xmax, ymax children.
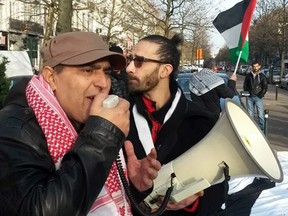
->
<box><xmin>139</xmin><ymin>34</ymin><xmax>182</xmax><ymax>81</ymax></box>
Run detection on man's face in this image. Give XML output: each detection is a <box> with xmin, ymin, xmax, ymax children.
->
<box><xmin>51</xmin><ymin>59</ymin><xmax>111</xmax><ymax>124</ymax></box>
<box><xmin>252</xmin><ymin>63</ymin><xmax>261</xmax><ymax>73</ymax></box>
<box><xmin>126</xmin><ymin>40</ymin><xmax>162</xmax><ymax>93</ymax></box>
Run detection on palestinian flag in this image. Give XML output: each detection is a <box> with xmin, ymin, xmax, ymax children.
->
<box><xmin>213</xmin><ymin>0</ymin><xmax>257</xmax><ymax>63</ymax></box>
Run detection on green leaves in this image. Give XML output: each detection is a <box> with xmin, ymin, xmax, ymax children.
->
<box><xmin>0</xmin><ymin>55</ymin><xmax>11</xmax><ymax>109</ymax></box>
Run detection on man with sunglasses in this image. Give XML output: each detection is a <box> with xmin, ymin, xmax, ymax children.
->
<box><xmin>126</xmin><ymin>34</ymin><xmax>227</xmax><ymax>215</ymax></box>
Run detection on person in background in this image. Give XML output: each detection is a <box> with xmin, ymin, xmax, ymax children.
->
<box><xmin>125</xmin><ymin>34</ymin><xmax>227</xmax><ymax>216</ymax></box>
<box><xmin>243</xmin><ymin>60</ymin><xmax>268</xmax><ymax>131</ymax></box>
<box><xmin>0</xmin><ymin>31</ymin><xmax>161</xmax><ymax>216</ymax></box>
<box><xmin>189</xmin><ymin>58</ymin><xmax>237</xmax><ymax>118</ymax></box>
<box><xmin>109</xmin><ymin>44</ymin><xmax>129</xmax><ymax>99</ymax></box>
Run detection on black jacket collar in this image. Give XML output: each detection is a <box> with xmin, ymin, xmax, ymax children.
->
<box><xmin>130</xmin><ymin>80</ymin><xmax>181</xmax><ymax>124</ymax></box>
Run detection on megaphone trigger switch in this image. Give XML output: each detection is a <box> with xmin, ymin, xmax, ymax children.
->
<box><xmin>149</xmin><ymin>197</ymin><xmax>160</xmax><ymax>205</ymax></box>
<box><xmin>221</xmin><ymin>161</ymin><xmax>231</xmax><ymax>181</ymax></box>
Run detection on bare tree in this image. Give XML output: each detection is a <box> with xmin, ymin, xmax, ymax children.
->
<box><xmin>120</xmin><ymin>0</ymin><xmax>159</xmax><ymax>42</ymax></box>
<box><xmin>215</xmin><ymin>46</ymin><xmax>229</xmax><ymax>64</ymax></box>
<box><xmin>153</xmin><ymin>0</ymin><xmax>186</xmax><ymax>36</ymax></box>
<box><xmin>175</xmin><ymin>0</ymin><xmax>212</xmax><ymax>65</ymax></box>
<box><xmin>92</xmin><ymin>0</ymin><xmax>128</xmax><ymax>43</ymax></box>
<box><xmin>250</xmin><ymin>1</ymin><xmax>287</xmax><ymax>66</ymax></box>
<box><xmin>16</xmin><ymin>0</ymin><xmax>59</xmax><ymax>41</ymax></box>
<box><xmin>43</xmin><ymin>1</ymin><xmax>58</xmax><ymax>41</ymax></box>
<box><xmin>123</xmin><ymin>0</ymin><xmax>185</xmax><ymax>37</ymax></box>
<box><xmin>15</xmin><ymin>0</ymin><xmax>213</xmax><ymax>60</ymax></box>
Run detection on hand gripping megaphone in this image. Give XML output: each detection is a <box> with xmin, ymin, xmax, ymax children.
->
<box><xmin>144</xmin><ymin>99</ymin><xmax>283</xmax><ymax>209</ymax></box>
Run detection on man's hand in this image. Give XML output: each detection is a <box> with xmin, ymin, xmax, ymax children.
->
<box><xmin>148</xmin><ymin>191</ymin><xmax>204</xmax><ymax>212</ymax></box>
<box><xmin>230</xmin><ymin>73</ymin><xmax>237</xmax><ymax>81</ymax></box>
<box><xmin>164</xmin><ymin>191</ymin><xmax>204</xmax><ymax>210</ymax></box>
<box><xmin>89</xmin><ymin>92</ymin><xmax>130</xmax><ymax>136</ymax></box>
<box><xmin>124</xmin><ymin>141</ymin><xmax>161</xmax><ymax>192</ymax></box>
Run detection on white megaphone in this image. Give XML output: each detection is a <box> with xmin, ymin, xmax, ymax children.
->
<box><xmin>144</xmin><ymin>99</ymin><xmax>283</xmax><ymax>209</ymax></box>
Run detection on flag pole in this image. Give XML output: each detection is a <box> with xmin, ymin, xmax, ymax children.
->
<box><xmin>233</xmin><ymin>50</ymin><xmax>243</xmax><ymax>75</ymax></box>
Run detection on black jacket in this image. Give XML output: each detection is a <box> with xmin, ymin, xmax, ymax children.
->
<box><xmin>127</xmin><ymin>81</ymin><xmax>227</xmax><ymax>216</ymax></box>
<box><xmin>243</xmin><ymin>72</ymin><xmax>268</xmax><ymax>98</ymax></box>
<box><xmin>0</xmin><ymin>78</ymin><xmax>125</xmax><ymax>216</ymax></box>
<box><xmin>190</xmin><ymin>81</ymin><xmax>236</xmax><ymax>117</ymax></box>
<box><xmin>110</xmin><ymin>70</ymin><xmax>129</xmax><ymax>99</ymax></box>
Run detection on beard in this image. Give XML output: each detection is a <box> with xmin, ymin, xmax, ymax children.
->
<box><xmin>128</xmin><ymin>65</ymin><xmax>160</xmax><ymax>93</ymax></box>
<box><xmin>253</xmin><ymin>69</ymin><xmax>260</xmax><ymax>73</ymax></box>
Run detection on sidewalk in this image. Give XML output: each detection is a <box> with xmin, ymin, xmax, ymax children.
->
<box><xmin>235</xmin><ymin>77</ymin><xmax>288</xmax><ymax>151</ymax></box>
<box><xmin>261</xmin><ymin>84</ymin><xmax>288</xmax><ymax>151</ymax></box>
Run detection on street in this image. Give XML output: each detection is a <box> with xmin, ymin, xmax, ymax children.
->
<box><xmin>229</xmin><ymin>72</ymin><xmax>288</xmax><ymax>151</ymax></box>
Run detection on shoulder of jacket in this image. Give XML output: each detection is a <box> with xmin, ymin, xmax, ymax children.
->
<box><xmin>184</xmin><ymin>100</ymin><xmax>218</xmax><ymax>125</ymax></box>
<box><xmin>0</xmin><ymin>106</ymin><xmax>49</xmax><ymax>162</ymax></box>
<box><xmin>258</xmin><ymin>72</ymin><xmax>264</xmax><ymax>76</ymax></box>
<box><xmin>1</xmin><ymin>104</ymin><xmax>36</xmax><ymax>128</ymax></box>
<box><xmin>258</xmin><ymin>73</ymin><xmax>267</xmax><ymax>80</ymax></box>
<box><xmin>247</xmin><ymin>73</ymin><xmax>253</xmax><ymax>77</ymax></box>
<box><xmin>0</xmin><ymin>104</ymin><xmax>45</xmax><ymax>143</ymax></box>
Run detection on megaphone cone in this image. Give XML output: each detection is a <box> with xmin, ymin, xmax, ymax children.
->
<box><xmin>144</xmin><ymin>99</ymin><xmax>283</xmax><ymax>208</ymax></box>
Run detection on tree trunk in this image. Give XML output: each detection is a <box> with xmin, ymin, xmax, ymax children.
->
<box><xmin>56</xmin><ymin>0</ymin><xmax>73</xmax><ymax>34</ymax></box>
<box><xmin>43</xmin><ymin>1</ymin><xmax>57</xmax><ymax>42</ymax></box>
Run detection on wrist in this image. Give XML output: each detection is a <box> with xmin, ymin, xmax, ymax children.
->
<box><xmin>183</xmin><ymin>198</ymin><xmax>200</xmax><ymax>213</ymax></box>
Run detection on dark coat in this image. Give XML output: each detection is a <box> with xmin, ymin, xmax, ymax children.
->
<box><xmin>190</xmin><ymin>80</ymin><xmax>236</xmax><ymax>117</ymax></box>
<box><xmin>0</xmin><ymin>78</ymin><xmax>125</xmax><ymax>216</ymax></box>
<box><xmin>110</xmin><ymin>70</ymin><xmax>129</xmax><ymax>99</ymax></box>
<box><xmin>243</xmin><ymin>72</ymin><xmax>268</xmax><ymax>98</ymax></box>
<box><xmin>127</xmin><ymin>81</ymin><xmax>227</xmax><ymax>216</ymax></box>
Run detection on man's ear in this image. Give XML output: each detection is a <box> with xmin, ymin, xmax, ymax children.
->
<box><xmin>42</xmin><ymin>66</ymin><xmax>57</xmax><ymax>90</ymax></box>
<box><xmin>160</xmin><ymin>64</ymin><xmax>173</xmax><ymax>79</ymax></box>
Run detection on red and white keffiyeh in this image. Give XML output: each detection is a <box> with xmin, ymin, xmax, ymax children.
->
<box><xmin>26</xmin><ymin>75</ymin><xmax>131</xmax><ymax>216</ymax></box>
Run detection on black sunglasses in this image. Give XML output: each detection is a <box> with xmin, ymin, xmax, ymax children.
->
<box><xmin>126</xmin><ymin>55</ymin><xmax>167</xmax><ymax>68</ymax></box>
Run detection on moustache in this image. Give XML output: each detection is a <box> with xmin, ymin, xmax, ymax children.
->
<box><xmin>127</xmin><ymin>75</ymin><xmax>138</xmax><ymax>81</ymax></box>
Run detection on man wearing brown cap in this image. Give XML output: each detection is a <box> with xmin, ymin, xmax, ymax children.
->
<box><xmin>0</xmin><ymin>32</ymin><xmax>160</xmax><ymax>216</ymax></box>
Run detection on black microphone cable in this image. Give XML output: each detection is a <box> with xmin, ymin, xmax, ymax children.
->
<box><xmin>116</xmin><ymin>155</ymin><xmax>175</xmax><ymax>216</ymax></box>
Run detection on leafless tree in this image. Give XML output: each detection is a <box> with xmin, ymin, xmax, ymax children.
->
<box><xmin>91</xmin><ymin>0</ymin><xmax>127</xmax><ymax>43</ymax></box>
<box><xmin>16</xmin><ymin>0</ymin><xmax>59</xmax><ymax>41</ymax></box>
<box><xmin>215</xmin><ymin>46</ymin><xmax>229</xmax><ymax>65</ymax></box>
<box><xmin>124</xmin><ymin>0</ymin><xmax>185</xmax><ymax>37</ymax></box>
<box><xmin>175</xmin><ymin>0</ymin><xmax>212</xmax><ymax>65</ymax></box>
<box><xmin>250</xmin><ymin>0</ymin><xmax>288</xmax><ymax>67</ymax></box>
<box><xmin>15</xmin><ymin>0</ymin><xmax>215</xmax><ymax>59</ymax></box>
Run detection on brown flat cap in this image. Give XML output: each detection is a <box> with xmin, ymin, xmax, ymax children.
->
<box><xmin>41</xmin><ymin>32</ymin><xmax>126</xmax><ymax>70</ymax></box>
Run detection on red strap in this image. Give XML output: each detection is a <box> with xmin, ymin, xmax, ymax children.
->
<box><xmin>183</xmin><ymin>198</ymin><xmax>200</xmax><ymax>213</ymax></box>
